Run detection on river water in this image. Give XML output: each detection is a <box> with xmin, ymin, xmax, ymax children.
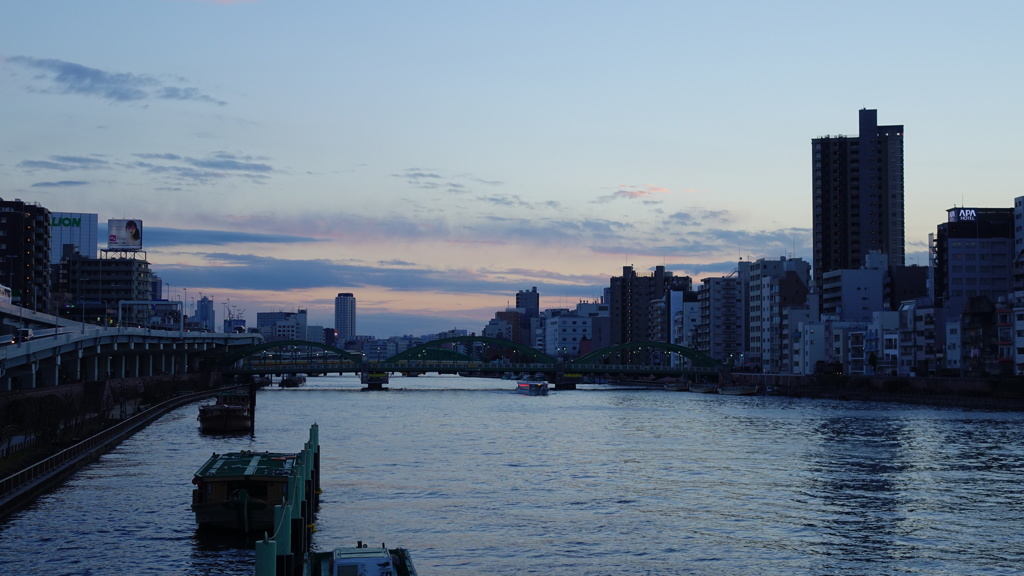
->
<box><xmin>2</xmin><ymin>374</ymin><xmax>1023</xmax><ymax>575</ymax></box>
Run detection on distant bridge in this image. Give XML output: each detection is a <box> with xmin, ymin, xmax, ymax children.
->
<box><xmin>219</xmin><ymin>336</ymin><xmax>723</xmax><ymax>389</ymax></box>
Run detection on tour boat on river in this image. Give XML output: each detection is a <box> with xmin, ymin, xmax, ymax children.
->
<box><xmin>516</xmin><ymin>379</ymin><xmax>549</xmax><ymax>396</ymax></box>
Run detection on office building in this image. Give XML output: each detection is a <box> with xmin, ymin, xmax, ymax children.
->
<box><xmin>933</xmin><ymin>206</ymin><xmax>1014</xmax><ymax>317</ymax></box>
<box><xmin>334</xmin><ymin>292</ymin><xmax>356</xmax><ymax>344</ymax></box>
<box><xmin>812</xmin><ymin>109</ymin><xmax>904</xmax><ymax>289</ymax></box>
<box><xmin>257</xmin><ymin>309</ymin><xmax>308</xmax><ymax>342</ymax></box>
<box><xmin>193</xmin><ymin>296</ymin><xmax>216</xmax><ymax>332</ymax></box>
<box><xmin>49</xmin><ymin>212</ymin><xmax>99</xmax><ymax>264</ymax></box>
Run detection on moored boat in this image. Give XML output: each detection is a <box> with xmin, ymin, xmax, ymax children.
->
<box><xmin>307</xmin><ymin>542</ymin><xmax>418</xmax><ymax>576</ymax></box>
<box><xmin>688</xmin><ymin>382</ymin><xmax>718</xmax><ymax>394</ymax></box>
<box><xmin>718</xmin><ymin>384</ymin><xmax>759</xmax><ymax>396</ymax></box>
<box><xmin>197</xmin><ymin>389</ymin><xmax>253</xmax><ymax>434</ymax></box>
<box><xmin>516</xmin><ymin>380</ymin><xmax>549</xmax><ymax>396</ymax></box>
<box><xmin>279</xmin><ymin>374</ymin><xmax>306</xmax><ymax>388</ymax></box>
<box><xmin>192</xmin><ymin>450</ymin><xmax>296</xmax><ymax>532</ymax></box>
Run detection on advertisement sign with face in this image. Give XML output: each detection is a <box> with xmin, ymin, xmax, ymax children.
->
<box><xmin>108</xmin><ymin>219</ymin><xmax>143</xmax><ymax>250</ymax></box>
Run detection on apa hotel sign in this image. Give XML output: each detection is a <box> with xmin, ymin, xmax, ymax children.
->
<box><xmin>948</xmin><ymin>208</ymin><xmax>978</xmax><ymax>222</ymax></box>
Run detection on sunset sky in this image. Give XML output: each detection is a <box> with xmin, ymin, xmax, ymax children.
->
<box><xmin>3</xmin><ymin>1</ymin><xmax>1022</xmax><ymax>337</ymax></box>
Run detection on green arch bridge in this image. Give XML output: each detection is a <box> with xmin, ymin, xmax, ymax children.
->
<box><xmin>219</xmin><ymin>336</ymin><xmax>723</xmax><ymax>390</ymax></box>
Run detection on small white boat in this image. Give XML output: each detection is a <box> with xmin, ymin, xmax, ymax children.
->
<box><xmin>516</xmin><ymin>380</ymin><xmax>549</xmax><ymax>396</ymax></box>
<box><xmin>307</xmin><ymin>542</ymin><xmax>418</xmax><ymax>576</ymax></box>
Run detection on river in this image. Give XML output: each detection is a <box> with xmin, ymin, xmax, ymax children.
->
<box><xmin>1</xmin><ymin>374</ymin><xmax>1023</xmax><ymax>575</ymax></box>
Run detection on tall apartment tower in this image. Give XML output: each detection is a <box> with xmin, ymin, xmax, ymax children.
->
<box><xmin>0</xmin><ymin>198</ymin><xmax>52</xmax><ymax>312</ymax></box>
<box><xmin>812</xmin><ymin>109</ymin><xmax>904</xmax><ymax>289</ymax></box>
<box><xmin>334</xmin><ymin>292</ymin><xmax>356</xmax><ymax>344</ymax></box>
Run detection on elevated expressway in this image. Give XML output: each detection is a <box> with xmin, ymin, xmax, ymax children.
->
<box><xmin>0</xmin><ymin>302</ymin><xmax>262</xmax><ymax>391</ymax></box>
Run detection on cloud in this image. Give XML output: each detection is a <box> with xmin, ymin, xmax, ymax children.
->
<box><xmin>393</xmin><ymin>168</ymin><xmax>502</xmax><ymax>194</ymax></box>
<box><xmin>667</xmin><ymin>209</ymin><xmax>734</xmax><ymax>226</ymax></box>
<box><xmin>140</xmin><ymin>227</ymin><xmax>321</xmax><ymax>247</ymax></box>
<box><xmin>130</xmin><ymin>151</ymin><xmax>275</xmax><ymax>184</ymax></box>
<box><xmin>158</xmin><ymin>252</ymin><xmax>594</xmax><ymax>297</ymax></box>
<box><xmin>593</xmin><ymin>184</ymin><xmax>674</xmax><ymax>203</ymax></box>
<box><xmin>30</xmin><ymin>180</ymin><xmax>89</xmax><ymax>188</ymax></box>
<box><xmin>6</xmin><ymin>56</ymin><xmax>226</xmax><ymax>105</ymax></box>
<box><xmin>18</xmin><ymin>155</ymin><xmax>109</xmax><ymax>171</ymax></box>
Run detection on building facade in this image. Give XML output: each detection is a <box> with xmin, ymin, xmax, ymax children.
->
<box><xmin>0</xmin><ymin>198</ymin><xmax>51</xmax><ymax>312</ymax></box>
<box><xmin>933</xmin><ymin>207</ymin><xmax>1014</xmax><ymax>318</ymax></box>
<box><xmin>49</xmin><ymin>212</ymin><xmax>99</xmax><ymax>264</ymax></box>
<box><xmin>334</xmin><ymin>292</ymin><xmax>356</xmax><ymax>344</ymax></box>
<box><xmin>812</xmin><ymin>109</ymin><xmax>904</xmax><ymax>289</ymax></box>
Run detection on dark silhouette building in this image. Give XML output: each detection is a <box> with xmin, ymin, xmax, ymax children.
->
<box><xmin>812</xmin><ymin>109</ymin><xmax>904</xmax><ymax>289</ymax></box>
<box><xmin>0</xmin><ymin>198</ymin><xmax>51</xmax><ymax>312</ymax></box>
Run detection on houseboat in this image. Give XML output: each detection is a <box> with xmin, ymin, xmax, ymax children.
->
<box><xmin>197</xmin><ymin>389</ymin><xmax>253</xmax><ymax>434</ymax></box>
<box><xmin>191</xmin><ymin>450</ymin><xmax>299</xmax><ymax>533</ymax></box>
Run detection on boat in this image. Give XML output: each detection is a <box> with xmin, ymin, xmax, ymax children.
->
<box><xmin>663</xmin><ymin>381</ymin><xmax>688</xmax><ymax>391</ymax></box>
<box><xmin>307</xmin><ymin>542</ymin><xmax>418</xmax><ymax>576</ymax></box>
<box><xmin>687</xmin><ymin>382</ymin><xmax>718</xmax><ymax>394</ymax></box>
<box><xmin>192</xmin><ymin>450</ymin><xmax>300</xmax><ymax>533</ymax></box>
<box><xmin>718</xmin><ymin>384</ymin><xmax>759</xmax><ymax>396</ymax></box>
<box><xmin>197</xmin><ymin>389</ymin><xmax>253</xmax><ymax>434</ymax></box>
<box><xmin>279</xmin><ymin>374</ymin><xmax>306</xmax><ymax>387</ymax></box>
<box><xmin>516</xmin><ymin>379</ymin><xmax>549</xmax><ymax>396</ymax></box>
<box><xmin>361</xmin><ymin>371</ymin><xmax>390</xmax><ymax>390</ymax></box>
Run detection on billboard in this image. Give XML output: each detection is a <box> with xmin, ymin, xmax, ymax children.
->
<box><xmin>108</xmin><ymin>218</ymin><xmax>143</xmax><ymax>250</ymax></box>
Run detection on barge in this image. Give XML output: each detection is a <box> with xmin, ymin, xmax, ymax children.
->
<box><xmin>197</xmin><ymin>389</ymin><xmax>253</xmax><ymax>434</ymax></box>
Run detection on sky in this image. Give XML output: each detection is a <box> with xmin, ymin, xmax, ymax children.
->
<box><xmin>2</xmin><ymin>1</ymin><xmax>1023</xmax><ymax>338</ymax></box>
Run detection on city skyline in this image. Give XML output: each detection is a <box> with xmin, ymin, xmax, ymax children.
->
<box><xmin>3</xmin><ymin>1</ymin><xmax>1023</xmax><ymax>337</ymax></box>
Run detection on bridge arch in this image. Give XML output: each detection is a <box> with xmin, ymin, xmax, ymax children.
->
<box><xmin>387</xmin><ymin>336</ymin><xmax>557</xmax><ymax>364</ymax></box>
<box><xmin>572</xmin><ymin>341</ymin><xmax>719</xmax><ymax>368</ymax></box>
<box><xmin>219</xmin><ymin>340</ymin><xmax>363</xmax><ymax>367</ymax></box>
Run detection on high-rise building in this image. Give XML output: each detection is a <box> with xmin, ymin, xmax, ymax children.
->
<box><xmin>193</xmin><ymin>295</ymin><xmax>216</xmax><ymax>332</ymax></box>
<box><xmin>334</xmin><ymin>293</ymin><xmax>356</xmax><ymax>344</ymax></box>
<box><xmin>0</xmin><ymin>198</ymin><xmax>51</xmax><ymax>311</ymax></box>
<box><xmin>812</xmin><ymin>109</ymin><xmax>904</xmax><ymax>289</ymax></box>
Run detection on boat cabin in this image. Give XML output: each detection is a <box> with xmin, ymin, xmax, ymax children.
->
<box><xmin>191</xmin><ymin>450</ymin><xmax>298</xmax><ymax>532</ymax></box>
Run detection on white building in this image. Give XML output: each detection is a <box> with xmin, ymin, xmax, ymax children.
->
<box><xmin>334</xmin><ymin>293</ymin><xmax>356</xmax><ymax>344</ymax></box>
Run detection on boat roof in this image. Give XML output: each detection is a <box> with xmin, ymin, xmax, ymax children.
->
<box><xmin>330</xmin><ymin>547</ymin><xmax>392</xmax><ymax>560</ymax></box>
<box><xmin>193</xmin><ymin>450</ymin><xmax>297</xmax><ymax>480</ymax></box>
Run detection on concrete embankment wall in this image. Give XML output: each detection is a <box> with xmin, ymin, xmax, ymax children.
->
<box><xmin>729</xmin><ymin>373</ymin><xmax>1024</xmax><ymax>410</ymax></box>
<box><xmin>0</xmin><ymin>374</ymin><xmax>224</xmax><ymax>520</ymax></box>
